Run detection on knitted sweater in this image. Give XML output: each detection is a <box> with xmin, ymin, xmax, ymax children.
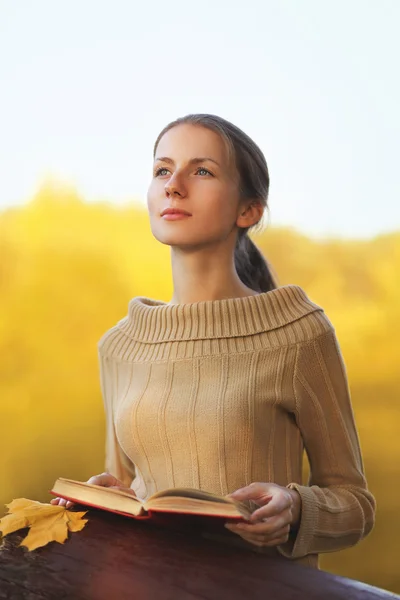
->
<box><xmin>97</xmin><ymin>284</ymin><xmax>376</xmax><ymax>569</ymax></box>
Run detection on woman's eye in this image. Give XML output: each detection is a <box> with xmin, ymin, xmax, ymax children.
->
<box><xmin>155</xmin><ymin>167</ymin><xmax>169</xmax><ymax>177</ymax></box>
<box><xmin>196</xmin><ymin>168</ymin><xmax>212</xmax><ymax>176</ymax></box>
<box><xmin>154</xmin><ymin>166</ymin><xmax>212</xmax><ymax>177</ymax></box>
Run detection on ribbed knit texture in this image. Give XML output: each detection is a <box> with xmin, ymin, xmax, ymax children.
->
<box><xmin>98</xmin><ymin>284</ymin><xmax>375</xmax><ymax>569</ymax></box>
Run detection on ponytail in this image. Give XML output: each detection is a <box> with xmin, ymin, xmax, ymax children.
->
<box><xmin>235</xmin><ymin>232</ymin><xmax>277</xmax><ymax>293</ymax></box>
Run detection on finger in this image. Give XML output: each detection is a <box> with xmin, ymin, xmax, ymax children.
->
<box><xmin>229</xmin><ymin>482</ymin><xmax>274</xmax><ymax>504</ymax></box>
<box><xmin>227</xmin><ymin>529</ymin><xmax>271</xmax><ymax>546</ymax></box>
<box><xmin>51</xmin><ymin>496</ymin><xmax>74</xmax><ymax>508</ymax></box>
<box><xmin>87</xmin><ymin>473</ymin><xmax>122</xmax><ymax>487</ymax></box>
<box><xmin>245</xmin><ymin>533</ymin><xmax>290</xmax><ymax>548</ymax></box>
<box><xmin>251</xmin><ymin>493</ymin><xmax>292</xmax><ymax>522</ymax></box>
<box><xmin>229</xmin><ymin>524</ymin><xmax>291</xmax><ymax>547</ymax></box>
<box><xmin>226</xmin><ymin>517</ymin><xmax>286</xmax><ymax>535</ymax></box>
<box><xmin>109</xmin><ymin>485</ymin><xmax>136</xmax><ymax>496</ymax></box>
<box><xmin>87</xmin><ymin>472</ymin><xmax>111</xmax><ymax>486</ymax></box>
<box><xmin>260</xmin><ymin>527</ymin><xmax>291</xmax><ymax>547</ymax></box>
<box><xmin>266</xmin><ymin>524</ymin><xmax>291</xmax><ymax>540</ymax></box>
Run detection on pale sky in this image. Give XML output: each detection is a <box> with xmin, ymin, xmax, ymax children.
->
<box><xmin>1</xmin><ymin>0</ymin><xmax>399</xmax><ymax>238</ymax></box>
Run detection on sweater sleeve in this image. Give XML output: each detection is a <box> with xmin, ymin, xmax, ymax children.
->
<box><xmin>277</xmin><ymin>328</ymin><xmax>376</xmax><ymax>559</ymax></box>
<box><xmin>98</xmin><ymin>350</ymin><xmax>136</xmax><ymax>489</ymax></box>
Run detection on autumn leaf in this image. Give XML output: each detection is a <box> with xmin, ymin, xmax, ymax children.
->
<box><xmin>0</xmin><ymin>498</ymin><xmax>88</xmax><ymax>551</ymax></box>
<box><xmin>0</xmin><ymin>513</ymin><xmax>29</xmax><ymax>536</ymax></box>
<box><xmin>6</xmin><ymin>498</ymin><xmax>41</xmax><ymax>513</ymax></box>
<box><xmin>20</xmin><ymin>516</ymin><xmax>69</xmax><ymax>551</ymax></box>
<box><xmin>6</xmin><ymin>499</ymin><xmax>65</xmax><ymax>523</ymax></box>
<box><xmin>65</xmin><ymin>510</ymin><xmax>89</xmax><ymax>532</ymax></box>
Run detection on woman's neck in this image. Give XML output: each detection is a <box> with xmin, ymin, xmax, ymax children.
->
<box><xmin>168</xmin><ymin>246</ymin><xmax>259</xmax><ymax>305</ymax></box>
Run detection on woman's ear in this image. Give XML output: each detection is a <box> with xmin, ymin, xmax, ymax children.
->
<box><xmin>236</xmin><ymin>200</ymin><xmax>263</xmax><ymax>229</ymax></box>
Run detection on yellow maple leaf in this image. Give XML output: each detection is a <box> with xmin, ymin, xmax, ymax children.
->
<box><xmin>20</xmin><ymin>516</ymin><xmax>69</xmax><ymax>551</ymax></box>
<box><xmin>0</xmin><ymin>497</ymin><xmax>88</xmax><ymax>551</ymax></box>
<box><xmin>0</xmin><ymin>513</ymin><xmax>29</xmax><ymax>536</ymax></box>
<box><xmin>65</xmin><ymin>510</ymin><xmax>89</xmax><ymax>532</ymax></box>
<box><xmin>6</xmin><ymin>498</ymin><xmax>40</xmax><ymax>513</ymax></box>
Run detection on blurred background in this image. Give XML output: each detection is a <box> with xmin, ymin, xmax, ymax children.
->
<box><xmin>1</xmin><ymin>0</ymin><xmax>399</xmax><ymax>594</ymax></box>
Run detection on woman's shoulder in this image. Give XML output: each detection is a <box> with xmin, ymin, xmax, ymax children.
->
<box><xmin>97</xmin><ymin>295</ymin><xmax>160</xmax><ymax>359</ymax></box>
<box><xmin>263</xmin><ymin>284</ymin><xmax>335</xmax><ymax>344</ymax></box>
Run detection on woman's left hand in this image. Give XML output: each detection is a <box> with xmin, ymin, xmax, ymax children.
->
<box><xmin>225</xmin><ymin>482</ymin><xmax>301</xmax><ymax>548</ymax></box>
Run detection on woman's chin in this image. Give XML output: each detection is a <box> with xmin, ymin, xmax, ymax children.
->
<box><xmin>157</xmin><ymin>238</ymin><xmax>196</xmax><ymax>249</ymax></box>
<box><xmin>152</xmin><ymin>230</ymin><xmax>200</xmax><ymax>249</ymax></box>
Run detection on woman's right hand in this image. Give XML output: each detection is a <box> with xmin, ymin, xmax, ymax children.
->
<box><xmin>50</xmin><ymin>472</ymin><xmax>127</xmax><ymax>509</ymax></box>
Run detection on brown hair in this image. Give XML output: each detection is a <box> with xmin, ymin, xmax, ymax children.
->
<box><xmin>153</xmin><ymin>114</ymin><xmax>277</xmax><ymax>293</ymax></box>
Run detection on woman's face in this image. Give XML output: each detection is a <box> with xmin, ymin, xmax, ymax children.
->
<box><xmin>147</xmin><ymin>124</ymin><xmax>244</xmax><ymax>251</ymax></box>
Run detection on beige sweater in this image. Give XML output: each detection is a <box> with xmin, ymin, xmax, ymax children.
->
<box><xmin>98</xmin><ymin>284</ymin><xmax>375</xmax><ymax>569</ymax></box>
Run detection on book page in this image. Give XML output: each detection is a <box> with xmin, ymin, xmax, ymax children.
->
<box><xmin>145</xmin><ymin>496</ymin><xmax>251</xmax><ymax>519</ymax></box>
<box><xmin>52</xmin><ymin>478</ymin><xmax>145</xmax><ymax>517</ymax></box>
<box><xmin>57</xmin><ymin>478</ymin><xmax>142</xmax><ymax>501</ymax></box>
<box><xmin>147</xmin><ymin>487</ymin><xmax>233</xmax><ymax>504</ymax></box>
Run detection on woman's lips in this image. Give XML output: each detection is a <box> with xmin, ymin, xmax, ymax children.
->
<box><xmin>161</xmin><ymin>213</ymin><xmax>192</xmax><ymax>220</ymax></box>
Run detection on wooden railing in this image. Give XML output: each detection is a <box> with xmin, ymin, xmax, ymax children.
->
<box><xmin>0</xmin><ymin>510</ymin><xmax>398</xmax><ymax>599</ymax></box>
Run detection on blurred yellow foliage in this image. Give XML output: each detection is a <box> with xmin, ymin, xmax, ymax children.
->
<box><xmin>1</xmin><ymin>183</ymin><xmax>399</xmax><ymax>593</ymax></box>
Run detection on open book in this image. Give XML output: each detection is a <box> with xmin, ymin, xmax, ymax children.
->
<box><xmin>49</xmin><ymin>478</ymin><xmax>252</xmax><ymax>522</ymax></box>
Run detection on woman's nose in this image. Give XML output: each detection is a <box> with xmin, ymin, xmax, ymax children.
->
<box><xmin>165</xmin><ymin>175</ymin><xmax>186</xmax><ymax>197</ymax></box>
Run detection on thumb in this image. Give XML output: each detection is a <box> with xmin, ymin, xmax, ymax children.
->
<box><xmin>87</xmin><ymin>472</ymin><xmax>122</xmax><ymax>487</ymax></box>
<box><xmin>229</xmin><ymin>482</ymin><xmax>274</xmax><ymax>505</ymax></box>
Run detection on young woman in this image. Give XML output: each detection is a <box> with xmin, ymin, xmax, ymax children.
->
<box><xmin>52</xmin><ymin>114</ymin><xmax>376</xmax><ymax>569</ymax></box>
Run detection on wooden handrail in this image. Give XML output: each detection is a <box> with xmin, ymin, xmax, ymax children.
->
<box><xmin>0</xmin><ymin>510</ymin><xmax>398</xmax><ymax>599</ymax></box>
